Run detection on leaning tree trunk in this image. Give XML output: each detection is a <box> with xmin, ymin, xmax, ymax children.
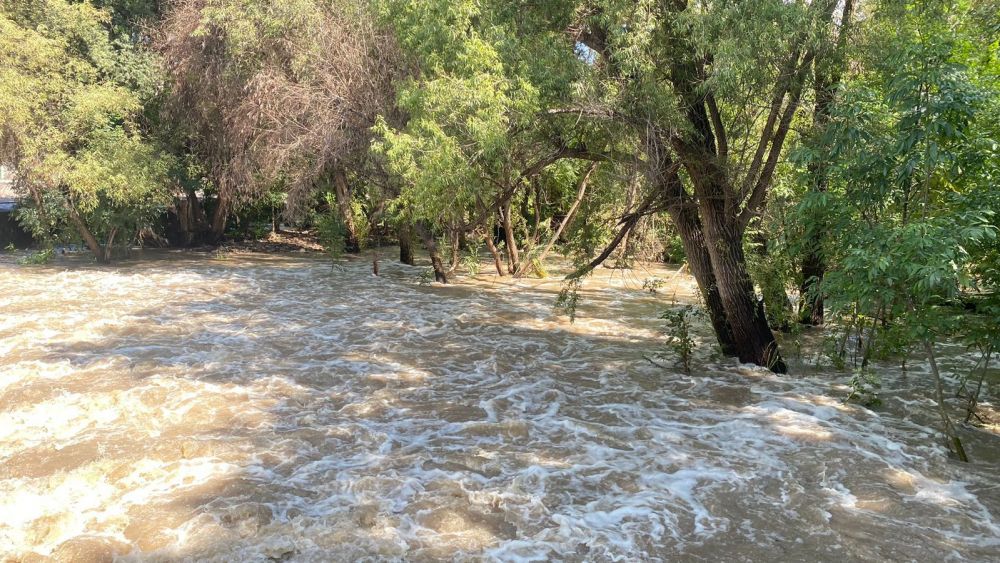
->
<box><xmin>484</xmin><ymin>232</ymin><xmax>505</xmax><ymax>276</ymax></box>
<box><xmin>521</xmin><ymin>163</ymin><xmax>596</xmax><ymax>276</ymax></box>
<box><xmin>62</xmin><ymin>196</ymin><xmax>108</xmax><ymax>263</ymax></box>
<box><xmin>415</xmin><ymin>222</ymin><xmax>448</xmax><ymax>283</ymax></box>
<box><xmin>333</xmin><ymin>166</ymin><xmax>360</xmax><ymax>253</ymax></box>
<box><xmin>700</xmin><ymin>201</ymin><xmax>786</xmax><ymax>373</ymax></box>
<box><xmin>665</xmin><ymin>200</ymin><xmax>738</xmax><ymax>356</ymax></box>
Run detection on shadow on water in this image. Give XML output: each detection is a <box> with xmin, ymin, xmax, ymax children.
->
<box><xmin>1</xmin><ymin>252</ymin><xmax>998</xmax><ymax>561</ymax></box>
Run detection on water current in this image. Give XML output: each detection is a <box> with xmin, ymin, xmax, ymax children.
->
<box><xmin>1</xmin><ymin>252</ymin><xmax>998</xmax><ymax>562</ymax></box>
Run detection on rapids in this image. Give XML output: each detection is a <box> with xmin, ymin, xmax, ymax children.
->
<box><xmin>1</xmin><ymin>252</ymin><xmax>998</xmax><ymax>562</ymax></box>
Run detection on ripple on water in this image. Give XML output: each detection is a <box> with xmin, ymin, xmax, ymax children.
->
<box><xmin>0</xmin><ymin>253</ymin><xmax>997</xmax><ymax>562</ymax></box>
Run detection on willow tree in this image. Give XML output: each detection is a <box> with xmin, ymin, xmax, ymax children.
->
<box><xmin>381</xmin><ymin>1</ymin><xmax>845</xmax><ymax>370</ymax></box>
<box><xmin>502</xmin><ymin>0</ymin><xmax>853</xmax><ymax>372</ymax></box>
<box><xmin>0</xmin><ymin>0</ymin><xmax>171</xmax><ymax>262</ymax></box>
<box><xmin>374</xmin><ymin>0</ymin><xmax>628</xmax><ymax>283</ymax></box>
<box><xmin>156</xmin><ymin>0</ymin><xmax>399</xmax><ymax>246</ymax></box>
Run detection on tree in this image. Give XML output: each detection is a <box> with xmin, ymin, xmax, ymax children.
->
<box><xmin>156</xmin><ymin>0</ymin><xmax>399</xmax><ymax>246</ymax></box>
<box><xmin>798</xmin><ymin>0</ymin><xmax>857</xmax><ymax>326</ymax></box>
<box><xmin>0</xmin><ymin>0</ymin><xmax>171</xmax><ymax>262</ymax></box>
<box><xmin>373</xmin><ymin>0</ymin><xmax>602</xmax><ymax>282</ymax></box>
<box><xmin>382</xmin><ymin>1</ymin><xmax>846</xmax><ymax>370</ymax></box>
<box><xmin>795</xmin><ymin>0</ymin><xmax>999</xmax><ymax>459</ymax></box>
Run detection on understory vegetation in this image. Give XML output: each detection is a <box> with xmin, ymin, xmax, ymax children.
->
<box><xmin>1</xmin><ymin>0</ymin><xmax>998</xmax><ymax>460</ymax></box>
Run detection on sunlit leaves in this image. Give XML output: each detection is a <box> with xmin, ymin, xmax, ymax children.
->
<box><xmin>792</xmin><ymin>0</ymin><xmax>1000</xmax><ymax>346</ymax></box>
<box><xmin>0</xmin><ymin>0</ymin><xmax>172</xmax><ymax>246</ymax></box>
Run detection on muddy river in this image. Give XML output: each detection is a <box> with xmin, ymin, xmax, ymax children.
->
<box><xmin>1</xmin><ymin>252</ymin><xmax>998</xmax><ymax>562</ymax></box>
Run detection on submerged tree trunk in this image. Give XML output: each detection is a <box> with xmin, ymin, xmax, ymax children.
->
<box><xmin>484</xmin><ymin>232</ymin><xmax>505</xmax><ymax>276</ymax></box>
<box><xmin>398</xmin><ymin>223</ymin><xmax>415</xmax><ymax>265</ymax></box>
<box><xmin>500</xmin><ymin>202</ymin><xmax>519</xmax><ymax>274</ymax></box>
<box><xmin>206</xmin><ymin>193</ymin><xmax>230</xmax><ymax>245</ymax></box>
<box><xmin>332</xmin><ymin>166</ymin><xmax>360</xmax><ymax>253</ymax></box>
<box><xmin>167</xmin><ymin>191</ymin><xmax>213</xmax><ymax>247</ymax></box>
<box><xmin>416</xmin><ymin>222</ymin><xmax>448</xmax><ymax>283</ymax></box>
<box><xmin>924</xmin><ymin>339</ymin><xmax>969</xmax><ymax>462</ymax></box>
<box><xmin>665</xmin><ymin>200</ymin><xmax>737</xmax><ymax>356</ymax></box>
<box><xmin>62</xmin><ymin>194</ymin><xmax>108</xmax><ymax>263</ymax></box>
<box><xmin>699</xmin><ymin>197</ymin><xmax>786</xmax><ymax>373</ymax></box>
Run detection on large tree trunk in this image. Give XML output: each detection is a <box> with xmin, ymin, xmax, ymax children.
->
<box><xmin>415</xmin><ymin>222</ymin><xmax>448</xmax><ymax>283</ymax></box>
<box><xmin>661</xmin><ymin>65</ymin><xmax>789</xmax><ymax>371</ymax></box>
<box><xmin>398</xmin><ymin>223</ymin><xmax>415</xmax><ymax>265</ymax></box>
<box><xmin>665</xmin><ymin>200</ymin><xmax>737</xmax><ymax>356</ymax></box>
<box><xmin>166</xmin><ymin>191</ymin><xmax>203</xmax><ymax>246</ymax></box>
<box><xmin>332</xmin><ymin>166</ymin><xmax>360</xmax><ymax>253</ymax></box>
<box><xmin>206</xmin><ymin>193</ymin><xmax>229</xmax><ymax>244</ymax></box>
<box><xmin>699</xmin><ymin>200</ymin><xmax>786</xmax><ymax>373</ymax></box>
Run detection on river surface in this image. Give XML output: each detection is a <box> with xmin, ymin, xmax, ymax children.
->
<box><xmin>1</xmin><ymin>252</ymin><xmax>998</xmax><ymax>562</ymax></box>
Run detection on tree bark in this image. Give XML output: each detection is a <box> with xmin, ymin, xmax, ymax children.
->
<box><xmin>416</xmin><ymin>221</ymin><xmax>448</xmax><ymax>283</ymax></box>
<box><xmin>207</xmin><ymin>193</ymin><xmax>229</xmax><ymax>244</ymax></box>
<box><xmin>62</xmin><ymin>195</ymin><xmax>108</xmax><ymax>263</ymax></box>
<box><xmin>699</xmin><ymin>201</ymin><xmax>786</xmax><ymax>373</ymax></box>
<box><xmin>664</xmin><ymin>42</ymin><xmax>790</xmax><ymax>372</ymax></box>
<box><xmin>398</xmin><ymin>223</ymin><xmax>415</xmax><ymax>265</ymax></box>
<box><xmin>484</xmin><ymin>231</ymin><xmax>505</xmax><ymax>276</ymax></box>
<box><xmin>665</xmin><ymin>200</ymin><xmax>738</xmax><ymax>356</ymax></box>
<box><xmin>500</xmin><ymin>202</ymin><xmax>519</xmax><ymax>274</ymax></box>
<box><xmin>167</xmin><ymin>191</ymin><xmax>212</xmax><ymax>247</ymax></box>
<box><xmin>332</xmin><ymin>166</ymin><xmax>360</xmax><ymax>253</ymax></box>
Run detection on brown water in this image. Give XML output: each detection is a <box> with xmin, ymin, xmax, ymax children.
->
<box><xmin>1</xmin><ymin>252</ymin><xmax>998</xmax><ymax>562</ymax></box>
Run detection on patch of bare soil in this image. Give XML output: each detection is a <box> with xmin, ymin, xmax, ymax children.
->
<box><xmin>219</xmin><ymin>230</ymin><xmax>325</xmax><ymax>254</ymax></box>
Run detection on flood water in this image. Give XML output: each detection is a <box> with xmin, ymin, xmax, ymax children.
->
<box><xmin>1</xmin><ymin>252</ymin><xmax>998</xmax><ymax>562</ymax></box>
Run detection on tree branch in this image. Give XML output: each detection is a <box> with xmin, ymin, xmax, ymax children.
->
<box><xmin>706</xmin><ymin>93</ymin><xmax>728</xmax><ymax>159</ymax></box>
<box><xmin>565</xmin><ymin>188</ymin><xmax>661</xmax><ymax>280</ymax></box>
<box><xmin>738</xmin><ymin>50</ymin><xmax>815</xmax><ymax>229</ymax></box>
<box><xmin>517</xmin><ymin>162</ymin><xmax>598</xmax><ymax>276</ymax></box>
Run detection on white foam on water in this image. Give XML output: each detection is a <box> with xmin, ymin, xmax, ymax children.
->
<box><xmin>0</xmin><ymin>254</ymin><xmax>998</xmax><ymax>561</ymax></box>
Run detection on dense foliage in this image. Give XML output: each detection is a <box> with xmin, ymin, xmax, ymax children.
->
<box><xmin>1</xmin><ymin>0</ymin><xmax>997</xmax><ymax>457</ymax></box>
<box><xmin>0</xmin><ymin>0</ymin><xmax>171</xmax><ymax>261</ymax></box>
